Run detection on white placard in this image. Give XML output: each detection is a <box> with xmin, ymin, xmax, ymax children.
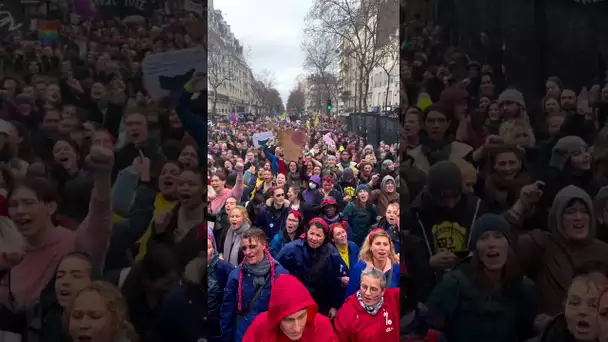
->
<box><xmin>142</xmin><ymin>48</ymin><xmax>206</xmax><ymax>100</ymax></box>
<box><xmin>252</xmin><ymin>131</ymin><xmax>274</xmax><ymax>148</ymax></box>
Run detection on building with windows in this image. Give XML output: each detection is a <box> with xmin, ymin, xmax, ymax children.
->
<box><xmin>207</xmin><ymin>7</ymin><xmax>255</xmax><ymax>117</ymax></box>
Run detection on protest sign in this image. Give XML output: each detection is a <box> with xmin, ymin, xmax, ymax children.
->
<box><xmin>323</xmin><ymin>132</ymin><xmax>335</xmax><ymax>147</ymax></box>
<box><xmin>252</xmin><ymin>131</ymin><xmax>273</xmax><ymax>148</ymax></box>
<box><xmin>86</xmin><ymin>0</ymin><xmax>160</xmax><ymax>19</ymax></box>
<box><xmin>142</xmin><ymin>48</ymin><xmax>206</xmax><ymax>100</ymax></box>
<box><xmin>278</xmin><ymin>130</ymin><xmax>307</xmax><ymax>162</ymax></box>
<box><xmin>0</xmin><ymin>3</ymin><xmax>27</xmax><ymax>39</ymax></box>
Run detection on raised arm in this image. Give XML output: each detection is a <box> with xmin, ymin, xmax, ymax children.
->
<box><xmin>75</xmin><ymin>145</ymin><xmax>114</xmax><ymax>268</ymax></box>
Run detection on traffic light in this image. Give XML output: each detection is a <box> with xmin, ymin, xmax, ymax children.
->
<box><xmin>327</xmin><ymin>99</ymin><xmax>332</xmax><ymax>111</ymax></box>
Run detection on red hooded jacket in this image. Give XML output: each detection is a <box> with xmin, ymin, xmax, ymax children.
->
<box><xmin>334</xmin><ymin>288</ymin><xmax>400</xmax><ymax>342</ymax></box>
<box><xmin>243</xmin><ymin>274</ymin><xmax>338</xmax><ymax>342</ymax></box>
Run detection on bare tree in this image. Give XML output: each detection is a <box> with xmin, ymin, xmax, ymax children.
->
<box><xmin>207</xmin><ymin>36</ymin><xmax>240</xmax><ymax>116</ymax></box>
<box><xmin>302</xmin><ymin>32</ymin><xmax>339</xmax><ymax>114</ymax></box>
<box><xmin>305</xmin><ymin>0</ymin><xmax>398</xmax><ymax>112</ymax></box>
<box><xmin>287</xmin><ymin>88</ymin><xmax>306</xmax><ymax>111</ymax></box>
<box><xmin>252</xmin><ymin>69</ymin><xmax>281</xmax><ymax>114</ymax></box>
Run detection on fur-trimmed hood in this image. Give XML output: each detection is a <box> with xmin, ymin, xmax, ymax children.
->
<box><xmin>265</xmin><ymin>198</ymin><xmax>291</xmax><ymax>208</ymax></box>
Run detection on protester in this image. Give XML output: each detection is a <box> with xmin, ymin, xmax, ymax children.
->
<box><xmin>219</xmin><ymin>228</ymin><xmax>288</xmax><ymax>342</ymax></box>
<box><xmin>401</xmin><ymin>16</ymin><xmax>608</xmax><ymax>341</ymax></box>
<box><xmin>334</xmin><ymin>266</ymin><xmax>400</xmax><ymax>341</ymax></box>
<box><xmin>0</xmin><ymin>11</ymin><xmax>207</xmax><ymax>342</ymax></box>
<box><xmin>243</xmin><ymin>274</ymin><xmax>338</xmax><ymax>341</ymax></box>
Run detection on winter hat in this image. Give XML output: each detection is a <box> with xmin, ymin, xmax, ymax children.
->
<box><xmin>327</xmin><ymin>155</ymin><xmax>337</xmax><ymax>162</ymax></box>
<box><xmin>342</xmin><ymin>168</ymin><xmax>354</xmax><ymax>181</ymax></box>
<box><xmin>550</xmin><ymin>136</ymin><xmax>588</xmax><ymax>171</ymax></box>
<box><xmin>381</xmin><ymin>159</ymin><xmax>394</xmax><ymax>171</ymax></box>
<box><xmin>364</xmin><ymin>144</ymin><xmax>374</xmax><ymax>152</ymax></box>
<box><xmin>427</xmin><ymin>161</ymin><xmax>462</xmax><ymax>198</ymax></box>
<box><xmin>381</xmin><ymin>175</ymin><xmax>395</xmax><ymax>192</ymax></box>
<box><xmin>498</xmin><ymin>89</ymin><xmax>526</xmax><ymax>108</ymax></box>
<box><xmin>469</xmin><ymin>214</ymin><xmax>512</xmax><ymax>248</ymax></box>
<box><xmin>356</xmin><ymin>184</ymin><xmax>370</xmax><ymax>194</ymax></box>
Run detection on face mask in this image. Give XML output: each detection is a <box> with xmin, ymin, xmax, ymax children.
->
<box><xmin>309</xmin><ymin>182</ymin><xmax>317</xmax><ymax>190</ymax></box>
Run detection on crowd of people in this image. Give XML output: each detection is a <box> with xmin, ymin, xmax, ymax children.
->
<box><xmin>0</xmin><ymin>11</ymin><xmax>209</xmax><ymax>342</ymax></box>
<box><xmin>207</xmin><ymin>117</ymin><xmax>401</xmax><ymax>341</ymax></box>
<box><xmin>401</xmin><ymin>14</ymin><xmax>608</xmax><ymax>342</ymax></box>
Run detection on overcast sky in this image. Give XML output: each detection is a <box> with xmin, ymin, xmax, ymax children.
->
<box><xmin>213</xmin><ymin>0</ymin><xmax>311</xmax><ymax>105</ymax></box>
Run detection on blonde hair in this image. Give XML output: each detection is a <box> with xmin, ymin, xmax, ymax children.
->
<box><xmin>230</xmin><ymin>206</ymin><xmax>251</xmax><ymax>225</ymax></box>
<box><xmin>64</xmin><ymin>281</ymin><xmax>138</xmax><ymax>342</ymax></box>
<box><xmin>358</xmin><ymin>229</ymin><xmax>397</xmax><ymax>263</ymax></box>
<box><xmin>0</xmin><ymin>218</ymin><xmax>24</xmax><ymax>255</ymax></box>
<box><xmin>499</xmin><ymin>118</ymin><xmax>536</xmax><ymax>147</ymax></box>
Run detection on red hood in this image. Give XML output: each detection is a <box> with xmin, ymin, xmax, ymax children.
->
<box><xmin>266</xmin><ymin>274</ymin><xmax>317</xmax><ymax>330</ymax></box>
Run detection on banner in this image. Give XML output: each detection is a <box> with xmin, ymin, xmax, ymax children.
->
<box><xmin>278</xmin><ymin>130</ymin><xmax>307</xmax><ymax>162</ymax></box>
<box><xmin>142</xmin><ymin>48</ymin><xmax>206</xmax><ymax>100</ymax></box>
<box><xmin>0</xmin><ymin>3</ymin><xmax>27</xmax><ymax>39</ymax></box>
<box><xmin>74</xmin><ymin>0</ymin><xmax>162</xmax><ymax>19</ymax></box>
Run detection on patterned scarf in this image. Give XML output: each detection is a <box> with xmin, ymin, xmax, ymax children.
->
<box><xmin>356</xmin><ymin>290</ymin><xmax>384</xmax><ymax>316</ymax></box>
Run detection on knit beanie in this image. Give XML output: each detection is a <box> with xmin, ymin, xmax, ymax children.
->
<box><xmin>469</xmin><ymin>214</ymin><xmax>512</xmax><ymax>248</ymax></box>
<box><xmin>498</xmin><ymin>89</ymin><xmax>526</xmax><ymax>108</ymax></box>
<box><xmin>550</xmin><ymin>136</ymin><xmax>588</xmax><ymax>171</ymax></box>
<box><xmin>427</xmin><ymin>161</ymin><xmax>462</xmax><ymax>198</ymax></box>
<box><xmin>356</xmin><ymin>184</ymin><xmax>369</xmax><ymax>194</ymax></box>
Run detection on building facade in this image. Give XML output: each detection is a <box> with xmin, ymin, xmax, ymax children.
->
<box><xmin>207</xmin><ymin>8</ymin><xmax>255</xmax><ymax>116</ymax></box>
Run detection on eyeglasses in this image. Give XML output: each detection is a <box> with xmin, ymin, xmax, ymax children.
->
<box><xmin>360</xmin><ymin>284</ymin><xmax>381</xmax><ymax>295</ymax></box>
<box><xmin>275</xmin><ymin>193</ymin><xmax>285</xmax><ymax>197</ymax></box>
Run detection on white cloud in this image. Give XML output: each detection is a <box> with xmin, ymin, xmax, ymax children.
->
<box><xmin>213</xmin><ymin>0</ymin><xmax>311</xmax><ymax>105</ymax></box>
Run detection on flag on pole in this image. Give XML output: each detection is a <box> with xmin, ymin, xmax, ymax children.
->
<box><xmin>313</xmin><ymin>111</ymin><xmax>319</xmax><ymax>127</ymax></box>
<box><xmin>38</xmin><ymin>20</ymin><xmax>59</xmax><ymax>46</ymax></box>
<box><xmin>280</xmin><ymin>112</ymin><xmax>287</xmax><ymax>121</ymax></box>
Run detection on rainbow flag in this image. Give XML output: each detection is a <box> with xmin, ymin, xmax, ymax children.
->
<box><xmin>38</xmin><ymin>20</ymin><xmax>59</xmax><ymax>46</ymax></box>
<box><xmin>219</xmin><ymin>123</ymin><xmax>227</xmax><ymax>131</ymax></box>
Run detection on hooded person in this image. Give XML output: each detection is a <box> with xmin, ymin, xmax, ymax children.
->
<box><xmin>515</xmin><ymin>185</ymin><xmax>608</xmax><ymax>322</ymax></box>
<box><xmin>370</xmin><ymin>175</ymin><xmax>399</xmax><ymax>217</ymax></box>
<box><xmin>242</xmin><ymin>274</ymin><xmax>338</xmax><ymax>342</ymax></box>
<box><xmin>545</xmin><ymin>136</ymin><xmax>598</xmax><ymax>202</ymax></box>
<box><xmin>255</xmin><ymin>186</ymin><xmax>291</xmax><ymax>240</ymax></box>
<box><xmin>336</xmin><ymin>168</ymin><xmax>359</xmax><ymax>202</ymax></box>
<box><xmin>301</xmin><ymin>175</ymin><xmax>323</xmax><ymax>213</ymax></box>
<box><xmin>404</xmin><ymin>161</ymin><xmax>486</xmax><ymax>277</ymax></box>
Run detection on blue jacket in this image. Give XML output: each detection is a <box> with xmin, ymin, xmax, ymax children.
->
<box><xmin>255</xmin><ymin>202</ymin><xmax>290</xmax><ymax>240</ymax></box>
<box><xmin>269</xmin><ymin>233</ymin><xmax>298</xmax><ymax>257</ymax></box>
<box><xmin>336</xmin><ymin>241</ymin><xmax>360</xmax><ymax>278</ymax></box>
<box><xmin>276</xmin><ymin>239</ymin><xmax>343</xmax><ymax>309</ymax></box>
<box><xmin>176</xmin><ymin>89</ymin><xmax>205</xmax><ymax>161</ymax></box>
<box><xmin>151</xmin><ymin>258</ymin><xmax>233</xmax><ymax>342</ymax></box>
<box><xmin>219</xmin><ymin>262</ymin><xmax>289</xmax><ymax>342</ymax></box>
<box><xmin>263</xmin><ymin>145</ymin><xmax>279</xmax><ymax>175</ymax></box>
<box><xmin>344</xmin><ymin>260</ymin><xmax>400</xmax><ymax>299</ymax></box>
